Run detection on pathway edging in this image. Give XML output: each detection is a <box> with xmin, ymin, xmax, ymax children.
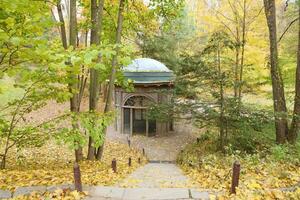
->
<box><xmin>0</xmin><ymin>184</ymin><xmax>77</xmax><ymax>199</ymax></box>
<box><xmin>2</xmin><ymin>183</ymin><xmax>300</xmax><ymax>199</ymax></box>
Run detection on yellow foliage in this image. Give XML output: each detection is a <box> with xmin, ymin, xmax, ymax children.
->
<box><xmin>180</xmin><ymin>148</ymin><xmax>300</xmax><ymax>199</ymax></box>
<box><xmin>8</xmin><ymin>189</ymin><xmax>87</xmax><ymax>200</ymax></box>
<box><xmin>0</xmin><ymin>141</ymin><xmax>146</xmax><ymax>192</ymax></box>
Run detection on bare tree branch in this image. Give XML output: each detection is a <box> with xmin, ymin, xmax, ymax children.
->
<box><xmin>278</xmin><ymin>17</ymin><xmax>299</xmax><ymax>43</ymax></box>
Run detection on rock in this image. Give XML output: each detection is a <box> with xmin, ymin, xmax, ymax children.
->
<box><xmin>87</xmin><ymin>186</ymin><xmax>125</xmax><ymax>199</ymax></box>
<box><xmin>46</xmin><ymin>184</ymin><xmax>75</xmax><ymax>192</ymax></box>
<box><xmin>122</xmin><ymin>188</ymin><xmax>189</xmax><ymax>200</ymax></box>
<box><xmin>190</xmin><ymin>189</ymin><xmax>210</xmax><ymax>200</ymax></box>
<box><xmin>0</xmin><ymin>189</ymin><xmax>12</xmax><ymax>199</ymax></box>
<box><xmin>13</xmin><ymin>186</ymin><xmax>47</xmax><ymax>197</ymax></box>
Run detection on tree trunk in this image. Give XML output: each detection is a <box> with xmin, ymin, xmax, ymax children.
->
<box><xmin>233</xmin><ymin>2</ymin><xmax>240</xmax><ymax>99</ymax></box>
<box><xmin>57</xmin><ymin>0</ymin><xmax>68</xmax><ymax>49</ymax></box>
<box><xmin>0</xmin><ymin>124</ymin><xmax>12</xmax><ymax>169</ymax></box>
<box><xmin>234</xmin><ymin>42</ymin><xmax>240</xmax><ymax>98</ymax></box>
<box><xmin>238</xmin><ymin>0</ymin><xmax>247</xmax><ymax>107</ymax></box>
<box><xmin>103</xmin><ymin>0</ymin><xmax>124</xmax><ymax>113</ymax></box>
<box><xmin>0</xmin><ymin>155</ymin><xmax>5</xmax><ymax>169</ymax></box>
<box><xmin>288</xmin><ymin>5</ymin><xmax>300</xmax><ymax>143</ymax></box>
<box><xmin>69</xmin><ymin>0</ymin><xmax>78</xmax><ymax>112</ymax></box>
<box><xmin>87</xmin><ymin>0</ymin><xmax>105</xmax><ymax>160</ymax></box>
<box><xmin>69</xmin><ymin>0</ymin><xmax>83</xmax><ymax>161</ymax></box>
<box><xmin>218</xmin><ymin>47</ymin><xmax>226</xmax><ymax>152</ymax></box>
<box><xmin>264</xmin><ymin>0</ymin><xmax>288</xmax><ymax>144</ymax></box>
<box><xmin>0</xmin><ymin>146</ymin><xmax>8</xmax><ymax>169</ymax></box>
<box><xmin>96</xmin><ymin>0</ymin><xmax>125</xmax><ymax>160</ymax></box>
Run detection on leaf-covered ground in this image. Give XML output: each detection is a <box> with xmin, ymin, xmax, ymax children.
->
<box><xmin>9</xmin><ymin>189</ymin><xmax>87</xmax><ymax>200</ymax></box>
<box><xmin>0</xmin><ymin>140</ymin><xmax>146</xmax><ymax>191</ymax></box>
<box><xmin>178</xmin><ymin>141</ymin><xmax>300</xmax><ymax>199</ymax></box>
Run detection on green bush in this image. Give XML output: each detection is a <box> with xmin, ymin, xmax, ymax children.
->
<box><xmin>270</xmin><ymin>145</ymin><xmax>288</xmax><ymax>161</ymax></box>
<box><xmin>228</xmin><ymin>131</ymin><xmax>258</xmax><ymax>154</ymax></box>
<box><xmin>268</xmin><ymin>142</ymin><xmax>300</xmax><ymax>164</ymax></box>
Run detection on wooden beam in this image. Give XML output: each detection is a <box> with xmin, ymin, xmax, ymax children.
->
<box><xmin>123</xmin><ymin>106</ymin><xmax>148</xmax><ymax>109</ymax></box>
<box><xmin>130</xmin><ymin>108</ymin><xmax>133</xmax><ymax>136</ymax></box>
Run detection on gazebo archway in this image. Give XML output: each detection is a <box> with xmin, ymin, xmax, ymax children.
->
<box><xmin>122</xmin><ymin>95</ymin><xmax>156</xmax><ymax>136</ymax></box>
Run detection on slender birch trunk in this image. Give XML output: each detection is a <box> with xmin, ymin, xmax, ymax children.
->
<box><xmin>96</xmin><ymin>0</ymin><xmax>125</xmax><ymax>160</ymax></box>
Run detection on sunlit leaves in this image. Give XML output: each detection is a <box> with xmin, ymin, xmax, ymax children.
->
<box><xmin>0</xmin><ymin>141</ymin><xmax>146</xmax><ymax>192</ymax></box>
<box><xmin>149</xmin><ymin>0</ymin><xmax>185</xmax><ymax>30</ymax></box>
<box><xmin>79</xmin><ymin>111</ymin><xmax>115</xmax><ymax>148</ymax></box>
<box><xmin>179</xmin><ymin>141</ymin><xmax>300</xmax><ymax>199</ymax></box>
<box><xmin>0</xmin><ymin>0</ymin><xmax>55</xmax><ymax>75</ymax></box>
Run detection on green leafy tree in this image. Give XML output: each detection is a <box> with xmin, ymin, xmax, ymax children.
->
<box><xmin>0</xmin><ymin>0</ymin><xmax>73</xmax><ymax>169</ymax></box>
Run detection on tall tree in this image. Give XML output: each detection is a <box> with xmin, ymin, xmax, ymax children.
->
<box><xmin>57</xmin><ymin>0</ymin><xmax>68</xmax><ymax>49</ymax></box>
<box><xmin>96</xmin><ymin>0</ymin><xmax>125</xmax><ymax>160</ymax></box>
<box><xmin>69</xmin><ymin>0</ymin><xmax>83</xmax><ymax>161</ymax></box>
<box><xmin>289</xmin><ymin>2</ymin><xmax>300</xmax><ymax>143</ymax></box>
<box><xmin>87</xmin><ymin>0</ymin><xmax>105</xmax><ymax>160</ymax></box>
<box><xmin>263</xmin><ymin>0</ymin><xmax>289</xmax><ymax>144</ymax></box>
<box><xmin>237</xmin><ymin>0</ymin><xmax>247</xmax><ymax>106</ymax></box>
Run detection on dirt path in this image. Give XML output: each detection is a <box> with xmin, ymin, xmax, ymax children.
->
<box><xmin>106</xmin><ymin>120</ymin><xmax>198</xmax><ymax>161</ymax></box>
<box><xmin>26</xmin><ymin>98</ymin><xmax>199</xmax><ymax>162</ymax></box>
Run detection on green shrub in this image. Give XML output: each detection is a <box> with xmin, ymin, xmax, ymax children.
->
<box><xmin>270</xmin><ymin>145</ymin><xmax>288</xmax><ymax>161</ymax></box>
<box><xmin>228</xmin><ymin>131</ymin><xmax>258</xmax><ymax>154</ymax></box>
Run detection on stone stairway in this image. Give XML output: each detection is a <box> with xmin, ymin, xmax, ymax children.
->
<box><xmin>84</xmin><ymin>163</ymin><xmax>210</xmax><ymax>200</ymax></box>
<box><xmin>85</xmin><ymin>187</ymin><xmax>210</xmax><ymax>200</ymax></box>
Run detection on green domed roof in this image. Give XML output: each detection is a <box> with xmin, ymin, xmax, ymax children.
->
<box><xmin>123</xmin><ymin>58</ymin><xmax>174</xmax><ymax>84</ymax></box>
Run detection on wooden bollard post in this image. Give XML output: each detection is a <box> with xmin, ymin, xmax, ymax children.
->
<box><xmin>73</xmin><ymin>162</ymin><xmax>82</xmax><ymax>192</ymax></box>
<box><xmin>112</xmin><ymin>159</ymin><xmax>117</xmax><ymax>173</ymax></box>
<box><xmin>142</xmin><ymin>148</ymin><xmax>145</xmax><ymax>156</ymax></box>
<box><xmin>127</xmin><ymin>137</ymin><xmax>131</xmax><ymax>147</ymax></box>
<box><xmin>128</xmin><ymin>157</ymin><xmax>132</xmax><ymax>167</ymax></box>
<box><xmin>230</xmin><ymin>161</ymin><xmax>240</xmax><ymax>194</ymax></box>
<box><xmin>138</xmin><ymin>157</ymin><xmax>141</xmax><ymax>164</ymax></box>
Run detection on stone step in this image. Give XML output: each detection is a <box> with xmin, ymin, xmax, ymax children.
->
<box><xmin>85</xmin><ymin>186</ymin><xmax>210</xmax><ymax>200</ymax></box>
<box><xmin>148</xmin><ymin>160</ymin><xmax>176</xmax><ymax>164</ymax></box>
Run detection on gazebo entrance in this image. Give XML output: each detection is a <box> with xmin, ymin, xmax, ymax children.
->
<box><xmin>114</xmin><ymin>58</ymin><xmax>174</xmax><ymax>136</ymax></box>
<box><xmin>123</xmin><ymin>96</ymin><xmax>156</xmax><ymax>136</ymax></box>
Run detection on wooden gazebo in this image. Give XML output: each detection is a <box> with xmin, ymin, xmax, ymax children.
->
<box><xmin>114</xmin><ymin>58</ymin><xmax>174</xmax><ymax>137</ymax></box>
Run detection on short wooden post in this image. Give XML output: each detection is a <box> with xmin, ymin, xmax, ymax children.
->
<box><xmin>73</xmin><ymin>162</ymin><xmax>82</xmax><ymax>192</ymax></box>
<box><xmin>128</xmin><ymin>157</ymin><xmax>132</xmax><ymax>167</ymax></box>
<box><xmin>230</xmin><ymin>161</ymin><xmax>240</xmax><ymax>194</ymax></box>
<box><xmin>127</xmin><ymin>138</ymin><xmax>131</xmax><ymax>147</ymax></box>
<box><xmin>142</xmin><ymin>148</ymin><xmax>145</xmax><ymax>156</ymax></box>
<box><xmin>138</xmin><ymin>157</ymin><xmax>141</xmax><ymax>164</ymax></box>
<box><xmin>112</xmin><ymin>159</ymin><xmax>117</xmax><ymax>173</ymax></box>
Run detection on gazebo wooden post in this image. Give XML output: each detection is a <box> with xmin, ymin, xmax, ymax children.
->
<box><xmin>121</xmin><ymin>107</ymin><xmax>123</xmax><ymax>134</ymax></box>
<box><xmin>130</xmin><ymin>108</ymin><xmax>133</xmax><ymax>136</ymax></box>
<box><xmin>146</xmin><ymin>118</ymin><xmax>149</xmax><ymax>137</ymax></box>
